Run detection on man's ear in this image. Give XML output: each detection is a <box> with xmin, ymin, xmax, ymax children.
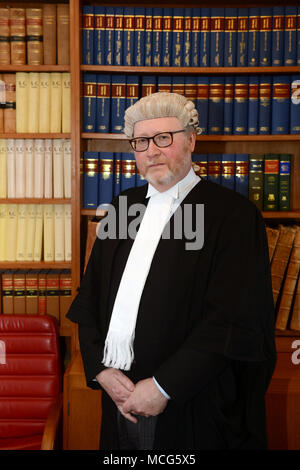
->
<box><xmin>189</xmin><ymin>131</ymin><xmax>196</xmax><ymax>153</ymax></box>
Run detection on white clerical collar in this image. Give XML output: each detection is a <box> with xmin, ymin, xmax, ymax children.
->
<box><xmin>146</xmin><ymin>167</ymin><xmax>200</xmax><ymax>200</ymax></box>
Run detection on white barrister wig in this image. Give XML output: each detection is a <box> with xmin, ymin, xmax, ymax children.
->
<box><xmin>123</xmin><ymin>92</ymin><xmax>202</xmax><ymax>138</ymax></box>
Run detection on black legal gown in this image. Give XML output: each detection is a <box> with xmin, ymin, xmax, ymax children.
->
<box><xmin>66</xmin><ymin>178</ymin><xmax>277</xmax><ymax>450</ymax></box>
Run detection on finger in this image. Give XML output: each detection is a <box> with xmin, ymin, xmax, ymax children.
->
<box><xmin>115</xmin><ymin>372</ymin><xmax>135</xmax><ymax>392</ymax></box>
<box><xmin>119</xmin><ymin>406</ymin><xmax>138</xmax><ymax>424</ymax></box>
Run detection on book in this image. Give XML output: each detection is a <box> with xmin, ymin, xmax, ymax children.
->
<box><xmin>284</xmin><ymin>6</ymin><xmax>297</xmax><ymax>66</ymax></box>
<box><xmin>43</xmin><ymin>204</ymin><xmax>54</xmax><ymax>261</ymax></box>
<box><xmin>248</xmin><ymin>7</ymin><xmax>260</xmax><ymax>66</ymax></box>
<box><xmin>123</xmin><ymin>7</ymin><xmax>135</xmax><ymax>66</ymax></box>
<box><xmin>221</xmin><ymin>154</ymin><xmax>235</xmax><ymax>191</ymax></box>
<box><xmin>16</xmin><ymin>204</ymin><xmax>27</xmax><ymax>261</ymax></box>
<box><xmin>26</xmin><ymin>8</ymin><xmax>43</xmax><ymax>65</ymax></box>
<box><xmin>272</xmin><ymin>6</ymin><xmax>285</xmax><ymax>66</ymax></box>
<box><xmin>208</xmin><ymin>77</ymin><xmax>224</xmax><ymax>135</ymax></box>
<box><xmin>223</xmin><ymin>76</ymin><xmax>234</xmax><ymax>134</ymax></box>
<box><xmin>184</xmin><ymin>76</ymin><xmax>197</xmax><ymax>107</ymax></box>
<box><xmin>0</xmin><ymin>8</ymin><xmax>10</xmax><ymax>65</ymax></box>
<box><xmin>224</xmin><ymin>8</ymin><xmax>237</xmax><ymax>67</ymax></box>
<box><xmin>54</xmin><ymin>204</ymin><xmax>65</xmax><ymax>261</ymax></box>
<box><xmin>46</xmin><ymin>270</ymin><xmax>60</xmax><ymax>321</ymax></box>
<box><xmin>63</xmin><ymin>139</ymin><xmax>71</xmax><ymax>198</ymax></box>
<box><xmin>190</xmin><ymin>8</ymin><xmax>201</xmax><ymax>67</ymax></box>
<box><xmin>144</xmin><ymin>7</ymin><xmax>152</xmax><ymax>66</ymax></box>
<box><xmin>210</xmin><ymin>8</ymin><xmax>224</xmax><ymax>67</ymax></box>
<box><xmin>44</xmin><ymin>139</ymin><xmax>53</xmax><ymax>198</ymax></box>
<box><xmin>53</xmin><ymin>139</ymin><xmax>64</xmax><ymax>198</ymax></box>
<box><xmin>38</xmin><ymin>270</ymin><xmax>47</xmax><ymax>314</ymax></box>
<box><xmin>25</xmin><ymin>204</ymin><xmax>36</xmax><ymax>261</ymax></box>
<box><xmin>57</xmin><ymin>4</ymin><xmax>70</xmax><ymax>65</ymax></box>
<box><xmin>0</xmin><ymin>140</ymin><xmax>6</xmax><ymax>198</ymax></box>
<box><xmin>0</xmin><ymin>205</ymin><xmax>6</xmax><ymax>261</ymax></box>
<box><xmin>33</xmin><ymin>204</ymin><xmax>43</xmax><ymax>261</ymax></box>
<box><xmin>126</xmin><ymin>75</ymin><xmax>139</xmax><ymax>109</ymax></box>
<box><xmin>28</xmin><ymin>72</ymin><xmax>39</xmax><ymax>133</ymax></box>
<box><xmin>258</xmin><ymin>75</ymin><xmax>272</xmax><ymax>135</ymax></box>
<box><xmin>98</xmin><ymin>152</ymin><xmax>114</xmax><ymax>208</ymax></box>
<box><xmin>6</xmin><ymin>140</ymin><xmax>15</xmax><ymax>198</ymax></box>
<box><xmin>10</xmin><ymin>8</ymin><xmax>26</xmax><ymax>65</ymax></box>
<box><xmin>272</xmin><ymin>75</ymin><xmax>290</xmax><ymax>134</ymax></box>
<box><xmin>120</xmin><ymin>153</ymin><xmax>136</xmax><ymax>191</ymax></box>
<box><xmin>113</xmin><ymin>153</ymin><xmax>121</xmax><ymax>197</ymax></box>
<box><xmin>83</xmin><ymin>151</ymin><xmax>98</xmax><ymax>209</ymax></box>
<box><xmin>259</xmin><ymin>7</ymin><xmax>272</xmax><ymax>66</ymax></box>
<box><xmin>2</xmin><ymin>270</ymin><xmax>13</xmax><ymax>313</ymax></box>
<box><xmin>183</xmin><ymin>8</ymin><xmax>192</xmax><ymax>67</ymax></box>
<box><xmin>152</xmin><ymin>8</ymin><xmax>162</xmax><ymax>66</ymax></box>
<box><xmin>93</xmin><ymin>6</ymin><xmax>106</xmax><ymax>65</ymax></box>
<box><xmin>235</xmin><ymin>154</ymin><xmax>249</xmax><ymax>198</ymax></box>
<box><xmin>105</xmin><ymin>7</ymin><xmax>115</xmax><ymax>66</ymax></box>
<box><xmin>25</xmin><ymin>139</ymin><xmax>34</xmax><ymax>198</ymax></box>
<box><xmin>96</xmin><ymin>74</ymin><xmax>111</xmax><ymax>133</ymax></box>
<box><xmin>83</xmin><ymin>73</ymin><xmax>97</xmax><ymax>133</ymax></box>
<box><xmin>50</xmin><ymin>72</ymin><xmax>62</xmax><ymax>133</ymax></box>
<box><xmin>290</xmin><ymin>75</ymin><xmax>300</xmax><ymax>134</ymax></box>
<box><xmin>157</xmin><ymin>76</ymin><xmax>172</xmax><ymax>93</ymax></box>
<box><xmin>266</xmin><ymin>226</ymin><xmax>280</xmax><ymax>261</ymax></box>
<box><xmin>249</xmin><ymin>154</ymin><xmax>264</xmax><ymax>210</ymax></box>
<box><xmin>34</xmin><ymin>139</ymin><xmax>44</xmax><ymax>198</ymax></box>
<box><xmin>233</xmin><ymin>76</ymin><xmax>248</xmax><ymax>135</ymax></box>
<box><xmin>111</xmin><ymin>75</ymin><xmax>126</xmax><ymax>133</ymax></box>
<box><xmin>25</xmin><ymin>269</ymin><xmax>39</xmax><ymax>314</ymax></box>
<box><xmin>192</xmin><ymin>154</ymin><xmax>207</xmax><ymax>179</ymax></box>
<box><xmin>15</xmin><ymin>139</ymin><xmax>26</xmax><ymax>198</ymax></box>
<box><xmin>5</xmin><ymin>205</ymin><xmax>17</xmax><ymax>259</ymax></box>
<box><xmin>207</xmin><ymin>154</ymin><xmax>221</xmax><ymax>184</ymax></box>
<box><xmin>271</xmin><ymin>225</ymin><xmax>296</xmax><ymax>308</ymax></box>
<box><xmin>114</xmin><ymin>7</ymin><xmax>123</xmax><ymax>66</ymax></box>
<box><xmin>39</xmin><ymin>72</ymin><xmax>50</xmax><ymax>132</ymax></box>
<box><xmin>4</xmin><ymin>73</ymin><xmax>16</xmax><ymax>133</ymax></box>
<box><xmin>62</xmin><ymin>73</ymin><xmax>71</xmax><ymax>133</ymax></box>
<box><xmin>172</xmin><ymin>8</ymin><xmax>184</xmax><ymax>67</ymax></box>
<box><xmin>64</xmin><ymin>204</ymin><xmax>72</xmax><ymax>262</ymax></box>
<box><xmin>16</xmin><ymin>72</ymin><xmax>29</xmax><ymax>132</ymax></box>
<box><xmin>248</xmin><ymin>76</ymin><xmax>259</xmax><ymax>134</ymax></box>
<box><xmin>236</xmin><ymin>8</ymin><xmax>248</xmax><ymax>67</ymax></box>
<box><xmin>200</xmin><ymin>8</ymin><xmax>210</xmax><ymax>67</ymax></box>
<box><xmin>298</xmin><ymin>7</ymin><xmax>300</xmax><ymax>66</ymax></box>
<box><xmin>264</xmin><ymin>154</ymin><xmax>279</xmax><ymax>211</ymax></box>
<box><xmin>196</xmin><ymin>76</ymin><xmax>209</xmax><ymax>135</ymax></box>
<box><xmin>82</xmin><ymin>5</ymin><xmax>94</xmax><ymax>65</ymax></box>
<box><xmin>134</xmin><ymin>7</ymin><xmax>145</xmax><ymax>66</ymax></box>
<box><xmin>279</xmin><ymin>154</ymin><xmax>291</xmax><ymax>211</ymax></box>
<box><xmin>172</xmin><ymin>76</ymin><xmax>184</xmax><ymax>96</ymax></box>
<box><xmin>43</xmin><ymin>4</ymin><xmax>56</xmax><ymax>65</ymax></box>
<box><xmin>13</xmin><ymin>270</ymin><xmax>26</xmax><ymax>314</ymax></box>
<box><xmin>59</xmin><ymin>269</ymin><xmax>72</xmax><ymax>332</ymax></box>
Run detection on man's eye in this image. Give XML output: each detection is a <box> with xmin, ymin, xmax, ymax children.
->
<box><xmin>136</xmin><ymin>138</ymin><xmax>147</xmax><ymax>144</ymax></box>
<box><xmin>156</xmin><ymin>134</ymin><xmax>169</xmax><ymax>142</ymax></box>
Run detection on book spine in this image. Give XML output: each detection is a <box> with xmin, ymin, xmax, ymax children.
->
<box><xmin>25</xmin><ymin>139</ymin><xmax>34</xmax><ymax>198</ymax></box>
<box><xmin>200</xmin><ymin>8</ymin><xmax>210</xmax><ymax>67</ymax></box>
<box><xmin>57</xmin><ymin>4</ymin><xmax>69</xmax><ymax>65</ymax></box>
<box><xmin>126</xmin><ymin>75</ymin><xmax>139</xmax><ymax>109</ymax></box>
<box><xmin>298</xmin><ymin>7</ymin><xmax>300</xmax><ymax>65</ymax></box>
<box><xmin>223</xmin><ymin>76</ymin><xmax>234</xmax><ymax>134</ymax></box>
<box><xmin>52</xmin><ymin>139</ymin><xmax>63</xmax><ymax>198</ymax></box>
<box><xmin>172</xmin><ymin>76</ymin><xmax>184</xmax><ymax>96</ymax></box>
<box><xmin>59</xmin><ymin>270</ymin><xmax>72</xmax><ymax>332</ymax></box>
<box><xmin>235</xmin><ymin>154</ymin><xmax>249</xmax><ymax>198</ymax></box>
<box><xmin>46</xmin><ymin>271</ymin><xmax>60</xmax><ymax>321</ymax></box>
<box><xmin>134</xmin><ymin>7</ymin><xmax>145</xmax><ymax>66</ymax></box>
<box><xmin>13</xmin><ymin>270</ymin><xmax>26</xmax><ymax>313</ymax></box>
<box><xmin>64</xmin><ymin>204</ymin><xmax>71</xmax><ymax>261</ymax></box>
<box><xmin>221</xmin><ymin>154</ymin><xmax>235</xmax><ymax>191</ymax></box>
<box><xmin>111</xmin><ymin>75</ymin><xmax>126</xmax><ymax>133</ymax></box>
<box><xmin>28</xmin><ymin>72</ymin><xmax>39</xmax><ymax>133</ymax></box>
<box><xmin>63</xmin><ymin>139</ymin><xmax>71</xmax><ymax>198</ymax></box>
<box><xmin>16</xmin><ymin>205</ymin><xmax>27</xmax><ymax>261</ymax></box>
<box><xmin>44</xmin><ymin>204</ymin><xmax>54</xmax><ymax>261</ymax></box>
<box><xmin>260</xmin><ymin>7</ymin><xmax>272</xmax><ymax>66</ymax></box>
<box><xmin>236</xmin><ymin>8</ymin><xmax>248</xmax><ymax>67</ymax></box>
<box><xmin>0</xmin><ymin>8</ymin><xmax>10</xmax><ymax>65</ymax></box>
<box><xmin>83</xmin><ymin>73</ymin><xmax>97</xmax><ymax>133</ymax></box>
<box><xmin>10</xmin><ymin>8</ymin><xmax>26</xmax><ymax>66</ymax></box>
<box><xmin>248</xmin><ymin>7</ymin><xmax>260</xmax><ymax>66</ymax></box>
<box><xmin>291</xmin><ymin>75</ymin><xmax>300</xmax><ymax>134</ymax></box>
<box><xmin>38</xmin><ymin>270</ymin><xmax>46</xmax><ymax>314</ymax></box>
<box><xmin>196</xmin><ymin>77</ymin><xmax>209</xmax><ymax>135</ymax></box>
<box><xmin>114</xmin><ymin>7</ymin><xmax>123</xmax><ymax>66</ymax></box>
<box><xmin>121</xmin><ymin>153</ymin><xmax>136</xmax><ymax>191</ymax></box>
<box><xmin>33</xmin><ymin>204</ymin><xmax>43</xmax><ymax>261</ymax></box>
<box><xmin>192</xmin><ymin>154</ymin><xmax>207</xmax><ymax>179</ymax></box>
<box><xmin>6</xmin><ymin>205</ymin><xmax>18</xmax><ymax>261</ymax></box>
<box><xmin>208</xmin><ymin>77</ymin><xmax>224</xmax><ymax>135</ymax></box>
<box><xmin>39</xmin><ymin>72</ymin><xmax>50</xmax><ymax>132</ymax></box>
<box><xmin>15</xmin><ymin>139</ymin><xmax>25</xmax><ymax>198</ymax></box>
<box><xmin>95</xmin><ymin>74</ymin><xmax>111</xmax><ymax>133</ymax></box>
<box><xmin>233</xmin><ymin>76</ymin><xmax>248</xmax><ymax>135</ymax></box>
<box><xmin>105</xmin><ymin>7</ymin><xmax>115</xmax><ymax>66</ymax></box>
<box><xmin>272</xmin><ymin>6</ymin><xmax>285</xmax><ymax>66</ymax></box>
<box><xmin>98</xmin><ymin>152</ymin><xmax>114</xmax><ymax>207</ymax></box>
<box><xmin>264</xmin><ymin>154</ymin><xmax>279</xmax><ymax>210</ymax></box>
<box><xmin>249</xmin><ymin>154</ymin><xmax>264</xmax><ymax>210</ymax></box>
<box><xmin>83</xmin><ymin>151</ymin><xmax>99</xmax><ymax>209</ymax></box>
<box><xmin>191</xmin><ymin>8</ymin><xmax>201</xmax><ymax>67</ymax></box>
<box><xmin>50</xmin><ymin>72</ymin><xmax>62</xmax><ymax>133</ymax></box>
<box><xmin>34</xmin><ymin>139</ymin><xmax>44</xmax><ymax>198</ymax></box>
<box><xmin>272</xmin><ymin>75</ymin><xmax>290</xmax><ymax>134</ymax></box>
<box><xmin>43</xmin><ymin>4</ymin><xmax>56</xmax><ymax>65</ymax></box>
<box><xmin>6</xmin><ymin>139</ymin><xmax>15</xmax><ymax>198</ymax></box>
<box><xmin>210</xmin><ymin>8</ymin><xmax>224</xmax><ymax>67</ymax></box>
<box><xmin>162</xmin><ymin>8</ymin><xmax>172</xmax><ymax>67</ymax></box>
<box><xmin>284</xmin><ymin>6</ymin><xmax>297</xmax><ymax>66</ymax></box>
<box><xmin>44</xmin><ymin>139</ymin><xmax>53</xmax><ymax>198</ymax></box>
<box><xmin>54</xmin><ymin>205</ymin><xmax>65</xmax><ymax>261</ymax></box>
<box><xmin>141</xmin><ymin>75</ymin><xmax>156</xmax><ymax>97</ymax></box>
<box><xmin>113</xmin><ymin>153</ymin><xmax>121</xmax><ymax>197</ymax></box>
<box><xmin>82</xmin><ymin>5</ymin><xmax>94</xmax><ymax>65</ymax></box>
<box><xmin>157</xmin><ymin>76</ymin><xmax>172</xmax><ymax>93</ymax></box>
<box><xmin>0</xmin><ymin>140</ymin><xmax>6</xmax><ymax>198</ymax></box>
<box><xmin>224</xmin><ymin>8</ymin><xmax>237</xmax><ymax>67</ymax></box>
<box><xmin>207</xmin><ymin>154</ymin><xmax>221</xmax><ymax>184</ymax></box>
<box><xmin>26</xmin><ymin>8</ymin><xmax>43</xmax><ymax>65</ymax></box>
<box><xmin>2</xmin><ymin>270</ymin><xmax>13</xmax><ymax>313</ymax></box>
<box><xmin>279</xmin><ymin>154</ymin><xmax>291</xmax><ymax>211</ymax></box>
<box><xmin>258</xmin><ymin>75</ymin><xmax>272</xmax><ymax>135</ymax></box>
<box><xmin>183</xmin><ymin>8</ymin><xmax>192</xmax><ymax>67</ymax></box>
<box><xmin>62</xmin><ymin>73</ymin><xmax>71</xmax><ymax>133</ymax></box>
<box><xmin>152</xmin><ymin>8</ymin><xmax>163</xmax><ymax>66</ymax></box>
<box><xmin>123</xmin><ymin>7</ymin><xmax>135</xmax><ymax>66</ymax></box>
<box><xmin>25</xmin><ymin>270</ymin><xmax>39</xmax><ymax>314</ymax></box>
<box><xmin>248</xmin><ymin>76</ymin><xmax>259</xmax><ymax>134</ymax></box>
<box><xmin>93</xmin><ymin>6</ymin><xmax>106</xmax><ymax>65</ymax></box>
<box><xmin>144</xmin><ymin>8</ymin><xmax>152</xmax><ymax>67</ymax></box>
<box><xmin>4</xmin><ymin>73</ymin><xmax>16</xmax><ymax>133</ymax></box>
<box><xmin>16</xmin><ymin>72</ymin><xmax>28</xmax><ymax>132</ymax></box>
<box><xmin>172</xmin><ymin>8</ymin><xmax>184</xmax><ymax>67</ymax></box>
<box><xmin>184</xmin><ymin>76</ymin><xmax>197</xmax><ymax>107</ymax></box>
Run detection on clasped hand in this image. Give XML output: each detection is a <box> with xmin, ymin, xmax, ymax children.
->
<box><xmin>96</xmin><ymin>368</ymin><xmax>168</xmax><ymax>424</ymax></box>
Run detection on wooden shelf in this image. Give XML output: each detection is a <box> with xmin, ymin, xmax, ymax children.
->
<box><xmin>276</xmin><ymin>330</ymin><xmax>300</xmax><ymax>337</ymax></box>
<box><xmin>0</xmin><ymin>261</ymin><xmax>71</xmax><ymax>269</ymax></box>
<box><xmin>81</xmin><ymin>65</ymin><xmax>300</xmax><ymax>75</ymax></box>
<box><xmin>82</xmin><ymin>133</ymin><xmax>300</xmax><ymax>142</ymax></box>
<box><xmin>0</xmin><ymin>198</ymin><xmax>71</xmax><ymax>204</ymax></box>
<box><xmin>0</xmin><ymin>133</ymin><xmax>71</xmax><ymax>139</ymax></box>
<box><xmin>0</xmin><ymin>65</ymin><xmax>70</xmax><ymax>72</ymax></box>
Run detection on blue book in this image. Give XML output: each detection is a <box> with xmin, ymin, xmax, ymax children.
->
<box><xmin>272</xmin><ymin>75</ymin><xmax>290</xmax><ymax>134</ymax></box>
<box><xmin>123</xmin><ymin>7</ymin><xmax>135</xmax><ymax>66</ymax></box>
<box><xmin>298</xmin><ymin>7</ymin><xmax>300</xmax><ymax>66</ymax></box>
<box><xmin>98</xmin><ymin>152</ymin><xmax>114</xmax><ymax>208</ymax></box>
<box><xmin>162</xmin><ymin>8</ymin><xmax>173</xmax><ymax>66</ymax></box>
<box><xmin>272</xmin><ymin>6</ymin><xmax>285</xmax><ymax>66</ymax></box>
<box><xmin>235</xmin><ymin>154</ymin><xmax>249</xmax><ymax>198</ymax></box>
<box><xmin>121</xmin><ymin>153</ymin><xmax>136</xmax><ymax>191</ymax></box>
<box><xmin>113</xmin><ymin>153</ymin><xmax>121</xmax><ymax>197</ymax></box>
<box><xmin>248</xmin><ymin>7</ymin><xmax>260</xmax><ymax>66</ymax></box>
<box><xmin>259</xmin><ymin>7</ymin><xmax>272</xmax><ymax>66</ymax></box>
<box><xmin>258</xmin><ymin>76</ymin><xmax>272</xmax><ymax>134</ymax></box>
<box><xmin>290</xmin><ymin>75</ymin><xmax>300</xmax><ymax>134</ymax></box>
<box><xmin>200</xmin><ymin>8</ymin><xmax>210</xmax><ymax>67</ymax></box>
<box><xmin>208</xmin><ymin>154</ymin><xmax>221</xmax><ymax>184</ymax></box>
<box><xmin>114</xmin><ymin>7</ymin><xmax>123</xmax><ymax>66</ymax></box>
<box><xmin>196</xmin><ymin>76</ymin><xmax>209</xmax><ymax>135</ymax></box>
<box><xmin>96</xmin><ymin>74</ymin><xmax>111</xmax><ymax>133</ymax></box>
<box><xmin>141</xmin><ymin>75</ymin><xmax>157</xmax><ymax>97</ymax></box>
<box><xmin>134</xmin><ymin>7</ymin><xmax>145</xmax><ymax>66</ymax></box>
<box><xmin>172</xmin><ymin>76</ymin><xmax>184</xmax><ymax>96</ymax></box>
<box><xmin>93</xmin><ymin>6</ymin><xmax>106</xmax><ymax>65</ymax></box>
<box><xmin>111</xmin><ymin>75</ymin><xmax>126</xmax><ymax>133</ymax></box>
<box><xmin>82</xmin><ymin>5</ymin><xmax>94</xmax><ymax>65</ymax></box>
<box><xmin>157</xmin><ymin>75</ymin><xmax>172</xmax><ymax>93</ymax></box>
<box><xmin>236</xmin><ymin>8</ymin><xmax>248</xmax><ymax>67</ymax></box>
<box><xmin>152</xmin><ymin>8</ymin><xmax>163</xmax><ymax>66</ymax></box>
<box><xmin>172</xmin><ymin>8</ymin><xmax>184</xmax><ymax>66</ymax></box>
<box><xmin>224</xmin><ymin>76</ymin><xmax>234</xmax><ymax>134</ymax></box>
<box><xmin>83</xmin><ymin>152</ymin><xmax>98</xmax><ymax>208</ymax></box>
<box><xmin>221</xmin><ymin>154</ymin><xmax>235</xmax><ymax>190</ymax></box>
<box><xmin>224</xmin><ymin>8</ymin><xmax>237</xmax><ymax>67</ymax></box>
<box><xmin>183</xmin><ymin>8</ymin><xmax>192</xmax><ymax>67</ymax></box>
<box><xmin>284</xmin><ymin>6</ymin><xmax>297</xmax><ymax>66</ymax></box>
<box><xmin>126</xmin><ymin>75</ymin><xmax>139</xmax><ymax>109</ymax></box>
<box><xmin>83</xmin><ymin>73</ymin><xmax>97</xmax><ymax>132</ymax></box>
<box><xmin>184</xmin><ymin>76</ymin><xmax>197</xmax><ymax>105</ymax></box>
<box><xmin>105</xmin><ymin>7</ymin><xmax>115</xmax><ymax>66</ymax></box>
<box><xmin>210</xmin><ymin>8</ymin><xmax>224</xmax><ymax>67</ymax></box>
<box><xmin>233</xmin><ymin>76</ymin><xmax>248</xmax><ymax>135</ymax></box>
<box><xmin>144</xmin><ymin>8</ymin><xmax>153</xmax><ymax>66</ymax></box>
<box><xmin>192</xmin><ymin>154</ymin><xmax>207</xmax><ymax>179</ymax></box>
<box><xmin>208</xmin><ymin>77</ymin><xmax>224</xmax><ymax>135</ymax></box>
<box><xmin>248</xmin><ymin>76</ymin><xmax>259</xmax><ymax>134</ymax></box>
<box><xmin>191</xmin><ymin>8</ymin><xmax>201</xmax><ymax>67</ymax></box>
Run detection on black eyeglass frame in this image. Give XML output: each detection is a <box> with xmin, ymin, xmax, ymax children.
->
<box><xmin>128</xmin><ymin>129</ymin><xmax>186</xmax><ymax>152</ymax></box>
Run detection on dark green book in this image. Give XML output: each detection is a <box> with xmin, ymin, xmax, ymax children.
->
<box><xmin>249</xmin><ymin>154</ymin><xmax>264</xmax><ymax>210</ymax></box>
<box><xmin>279</xmin><ymin>154</ymin><xmax>291</xmax><ymax>211</ymax></box>
<box><xmin>263</xmin><ymin>154</ymin><xmax>279</xmax><ymax>211</ymax></box>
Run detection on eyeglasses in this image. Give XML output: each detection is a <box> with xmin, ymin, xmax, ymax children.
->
<box><xmin>129</xmin><ymin>130</ymin><xmax>186</xmax><ymax>152</ymax></box>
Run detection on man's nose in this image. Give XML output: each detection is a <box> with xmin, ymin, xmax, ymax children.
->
<box><xmin>146</xmin><ymin>138</ymin><xmax>160</xmax><ymax>157</ymax></box>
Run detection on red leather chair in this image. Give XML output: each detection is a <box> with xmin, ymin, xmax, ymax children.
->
<box><xmin>0</xmin><ymin>315</ymin><xmax>62</xmax><ymax>450</ymax></box>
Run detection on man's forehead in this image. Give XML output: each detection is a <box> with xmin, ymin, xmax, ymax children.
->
<box><xmin>133</xmin><ymin>116</ymin><xmax>181</xmax><ymax>131</ymax></box>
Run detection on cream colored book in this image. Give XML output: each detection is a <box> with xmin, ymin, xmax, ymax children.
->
<box><xmin>39</xmin><ymin>72</ymin><xmax>50</xmax><ymax>132</ymax></box>
<box><xmin>25</xmin><ymin>139</ymin><xmax>34</xmax><ymax>197</ymax></box>
<box><xmin>15</xmin><ymin>139</ymin><xmax>26</xmax><ymax>198</ymax></box>
<box><xmin>63</xmin><ymin>139</ymin><xmax>71</xmax><ymax>197</ymax></box>
<box><xmin>25</xmin><ymin>204</ymin><xmax>36</xmax><ymax>261</ymax></box>
<box><xmin>64</xmin><ymin>204</ymin><xmax>71</xmax><ymax>261</ymax></box>
<box><xmin>6</xmin><ymin>204</ymin><xmax>18</xmax><ymax>261</ymax></box>
<box><xmin>62</xmin><ymin>72</ymin><xmax>71</xmax><ymax>133</ymax></box>
<box><xmin>44</xmin><ymin>139</ymin><xmax>53</xmax><ymax>198</ymax></box>
<box><xmin>33</xmin><ymin>139</ymin><xmax>44</xmax><ymax>198</ymax></box>
<box><xmin>0</xmin><ymin>139</ymin><xmax>7</xmax><ymax>197</ymax></box>
<box><xmin>50</xmin><ymin>72</ymin><xmax>62</xmax><ymax>132</ymax></box>
<box><xmin>16</xmin><ymin>72</ymin><xmax>29</xmax><ymax>132</ymax></box>
<box><xmin>53</xmin><ymin>138</ymin><xmax>64</xmax><ymax>197</ymax></box>
<box><xmin>16</xmin><ymin>204</ymin><xmax>27</xmax><ymax>261</ymax></box>
<box><xmin>43</xmin><ymin>204</ymin><xmax>54</xmax><ymax>261</ymax></box>
<box><xmin>28</xmin><ymin>72</ymin><xmax>39</xmax><ymax>133</ymax></box>
<box><xmin>0</xmin><ymin>204</ymin><xmax>7</xmax><ymax>261</ymax></box>
<box><xmin>54</xmin><ymin>204</ymin><xmax>65</xmax><ymax>261</ymax></box>
<box><xmin>33</xmin><ymin>204</ymin><xmax>43</xmax><ymax>261</ymax></box>
<box><xmin>6</xmin><ymin>139</ymin><xmax>15</xmax><ymax>198</ymax></box>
